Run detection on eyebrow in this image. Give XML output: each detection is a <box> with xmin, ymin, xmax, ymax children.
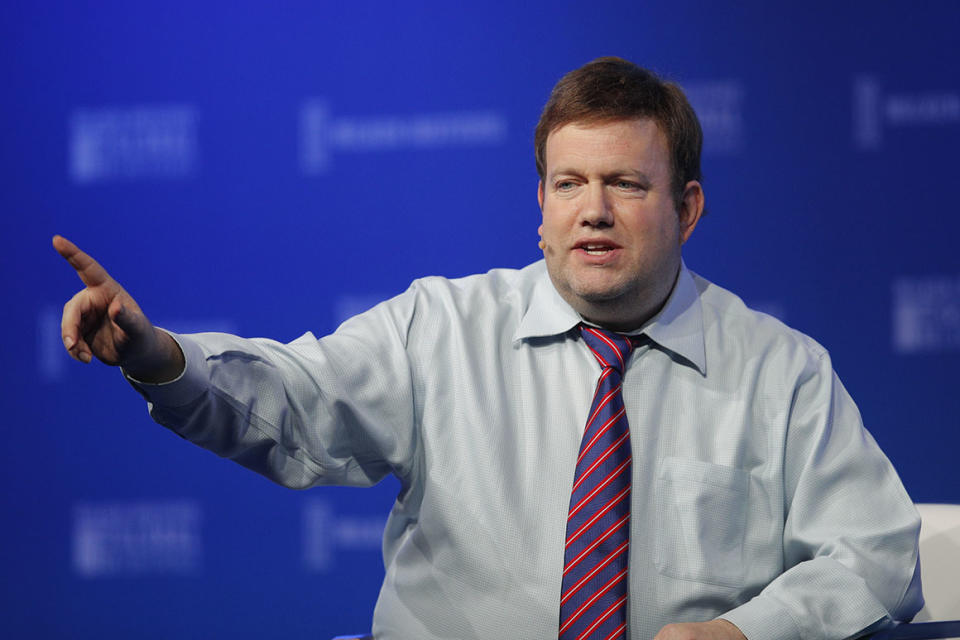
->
<box><xmin>548</xmin><ymin>168</ymin><xmax>654</xmax><ymax>184</ymax></box>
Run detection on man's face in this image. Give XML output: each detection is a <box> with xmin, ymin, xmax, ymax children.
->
<box><xmin>538</xmin><ymin>118</ymin><xmax>702</xmax><ymax>330</ymax></box>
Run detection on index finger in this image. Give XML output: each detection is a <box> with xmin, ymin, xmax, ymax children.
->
<box><xmin>52</xmin><ymin>235</ymin><xmax>114</xmax><ymax>288</ymax></box>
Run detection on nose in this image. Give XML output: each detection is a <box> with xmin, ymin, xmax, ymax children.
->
<box><xmin>579</xmin><ymin>183</ymin><xmax>613</xmax><ymax>227</ymax></box>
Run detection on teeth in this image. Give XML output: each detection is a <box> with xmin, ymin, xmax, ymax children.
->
<box><xmin>582</xmin><ymin>245</ymin><xmax>611</xmax><ymax>254</ymax></box>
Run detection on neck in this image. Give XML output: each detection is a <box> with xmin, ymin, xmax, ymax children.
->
<box><xmin>575</xmin><ymin>266</ymin><xmax>681</xmax><ymax>333</ymax></box>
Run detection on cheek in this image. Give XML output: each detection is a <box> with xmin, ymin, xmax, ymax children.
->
<box><xmin>540</xmin><ymin>211</ymin><xmax>563</xmax><ymax>237</ymax></box>
<box><xmin>634</xmin><ymin>211</ymin><xmax>679</xmax><ymax>243</ymax></box>
<box><xmin>542</xmin><ymin>200</ymin><xmax>575</xmax><ymax>227</ymax></box>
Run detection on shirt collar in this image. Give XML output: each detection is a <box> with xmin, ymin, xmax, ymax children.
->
<box><xmin>513</xmin><ymin>260</ymin><xmax>706</xmax><ymax>376</ymax></box>
<box><xmin>513</xmin><ymin>261</ymin><xmax>583</xmax><ymax>342</ymax></box>
<box><xmin>642</xmin><ymin>261</ymin><xmax>707</xmax><ymax>376</ymax></box>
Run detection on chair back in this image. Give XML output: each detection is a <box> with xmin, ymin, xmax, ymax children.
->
<box><xmin>914</xmin><ymin>503</ymin><xmax>960</xmax><ymax>624</ymax></box>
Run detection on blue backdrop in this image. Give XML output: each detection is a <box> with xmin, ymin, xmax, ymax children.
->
<box><xmin>4</xmin><ymin>2</ymin><xmax>959</xmax><ymax>638</ymax></box>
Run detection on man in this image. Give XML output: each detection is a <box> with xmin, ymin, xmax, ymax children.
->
<box><xmin>56</xmin><ymin>58</ymin><xmax>922</xmax><ymax>639</ymax></box>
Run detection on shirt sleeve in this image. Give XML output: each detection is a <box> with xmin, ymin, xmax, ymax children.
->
<box><xmin>125</xmin><ymin>285</ymin><xmax>422</xmax><ymax>490</ymax></box>
<box><xmin>719</xmin><ymin>352</ymin><xmax>924</xmax><ymax>640</ymax></box>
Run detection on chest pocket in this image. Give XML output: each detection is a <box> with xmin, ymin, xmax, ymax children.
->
<box><xmin>654</xmin><ymin>457</ymin><xmax>749</xmax><ymax>587</ymax></box>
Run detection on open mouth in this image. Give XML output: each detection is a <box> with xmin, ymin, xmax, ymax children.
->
<box><xmin>581</xmin><ymin>244</ymin><xmax>614</xmax><ymax>255</ymax></box>
<box><xmin>576</xmin><ymin>241</ymin><xmax>620</xmax><ymax>256</ymax></box>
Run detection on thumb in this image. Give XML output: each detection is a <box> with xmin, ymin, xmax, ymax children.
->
<box><xmin>109</xmin><ymin>299</ymin><xmax>148</xmax><ymax>338</ymax></box>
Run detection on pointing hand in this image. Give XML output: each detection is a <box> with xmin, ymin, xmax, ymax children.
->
<box><xmin>54</xmin><ymin>235</ymin><xmax>183</xmax><ymax>382</ymax></box>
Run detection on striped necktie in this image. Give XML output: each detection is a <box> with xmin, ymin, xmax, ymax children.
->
<box><xmin>559</xmin><ymin>326</ymin><xmax>638</xmax><ymax>640</ymax></box>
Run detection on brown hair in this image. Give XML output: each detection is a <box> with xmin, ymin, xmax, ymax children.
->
<box><xmin>534</xmin><ymin>57</ymin><xmax>703</xmax><ymax>208</ymax></box>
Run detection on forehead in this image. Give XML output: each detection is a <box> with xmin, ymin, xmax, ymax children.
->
<box><xmin>544</xmin><ymin>118</ymin><xmax>669</xmax><ymax>176</ymax></box>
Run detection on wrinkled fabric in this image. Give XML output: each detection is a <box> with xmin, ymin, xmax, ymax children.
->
<box><xmin>130</xmin><ymin>260</ymin><xmax>922</xmax><ymax>639</ymax></box>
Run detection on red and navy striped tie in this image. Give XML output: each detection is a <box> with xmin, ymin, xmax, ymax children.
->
<box><xmin>559</xmin><ymin>326</ymin><xmax>637</xmax><ymax>640</ymax></box>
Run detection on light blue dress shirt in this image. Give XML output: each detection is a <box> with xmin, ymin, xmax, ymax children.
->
<box><xmin>135</xmin><ymin>260</ymin><xmax>922</xmax><ymax>639</ymax></box>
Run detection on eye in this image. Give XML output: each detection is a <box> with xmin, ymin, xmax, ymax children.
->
<box><xmin>555</xmin><ymin>180</ymin><xmax>576</xmax><ymax>191</ymax></box>
<box><xmin>615</xmin><ymin>180</ymin><xmax>640</xmax><ymax>190</ymax></box>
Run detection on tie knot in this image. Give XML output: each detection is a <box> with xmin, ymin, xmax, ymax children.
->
<box><xmin>579</xmin><ymin>325</ymin><xmax>637</xmax><ymax>373</ymax></box>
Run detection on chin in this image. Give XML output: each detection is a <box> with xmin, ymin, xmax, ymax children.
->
<box><xmin>547</xmin><ymin>265</ymin><xmax>634</xmax><ymax>309</ymax></box>
<box><xmin>568</xmin><ymin>276</ymin><xmax>633</xmax><ymax>304</ymax></box>
<box><xmin>575</xmin><ymin>289</ymin><xmax>625</xmax><ymax>304</ymax></box>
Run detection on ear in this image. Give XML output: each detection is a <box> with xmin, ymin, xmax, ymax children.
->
<box><xmin>537</xmin><ymin>180</ymin><xmax>544</xmax><ymax>211</ymax></box>
<box><xmin>677</xmin><ymin>180</ymin><xmax>704</xmax><ymax>245</ymax></box>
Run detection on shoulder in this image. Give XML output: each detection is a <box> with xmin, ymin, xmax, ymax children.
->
<box><xmin>337</xmin><ymin>262</ymin><xmax>546</xmax><ymax>342</ymax></box>
<box><xmin>406</xmin><ymin>261</ymin><xmax>544</xmax><ymax>313</ymax></box>
<box><xmin>691</xmin><ymin>271</ymin><xmax>828</xmax><ymax>375</ymax></box>
<box><xmin>340</xmin><ymin>262</ymin><xmax>548</xmax><ymax>349</ymax></box>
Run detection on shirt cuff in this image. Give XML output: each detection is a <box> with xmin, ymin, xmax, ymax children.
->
<box><xmin>122</xmin><ymin>330</ymin><xmax>208</xmax><ymax>408</ymax></box>
<box><xmin>718</xmin><ymin>593</ymin><xmax>802</xmax><ymax>640</ymax></box>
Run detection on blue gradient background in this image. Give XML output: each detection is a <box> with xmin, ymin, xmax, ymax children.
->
<box><xmin>3</xmin><ymin>2</ymin><xmax>959</xmax><ymax>638</ymax></box>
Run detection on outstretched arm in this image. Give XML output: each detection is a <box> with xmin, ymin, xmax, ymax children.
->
<box><xmin>53</xmin><ymin>235</ymin><xmax>184</xmax><ymax>383</ymax></box>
